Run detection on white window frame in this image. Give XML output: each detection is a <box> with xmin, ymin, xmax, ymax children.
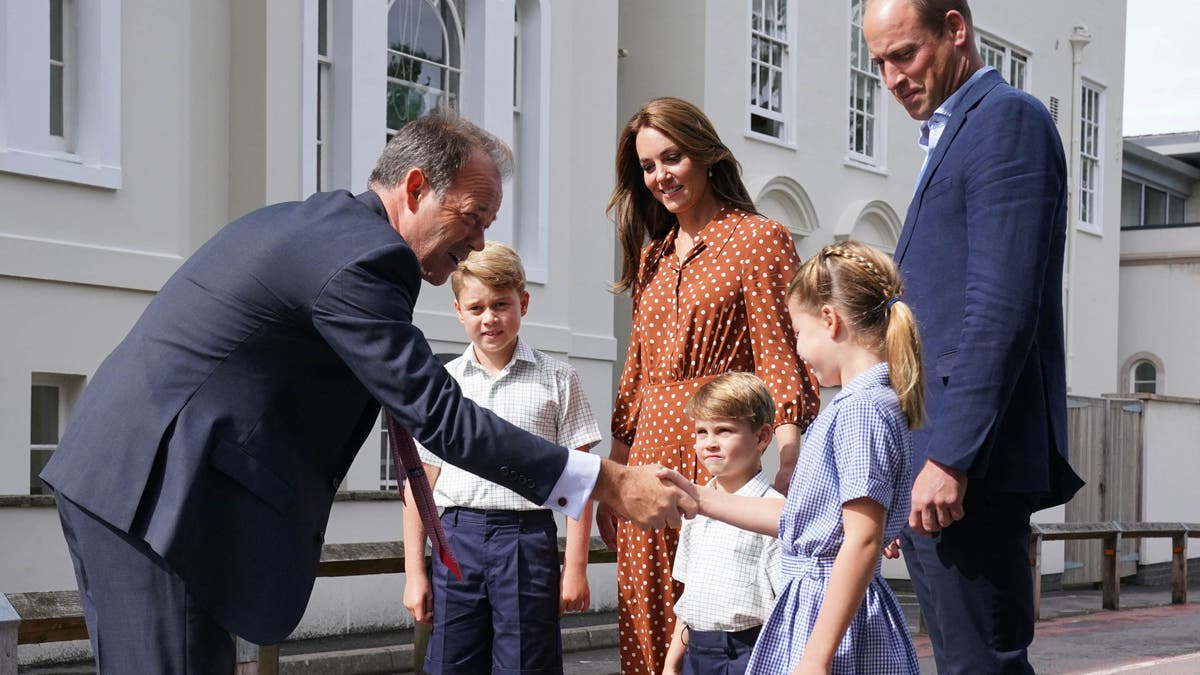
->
<box><xmin>30</xmin><ymin>373</ymin><xmax>84</xmax><ymax>495</ymax></box>
<box><xmin>1131</xmin><ymin>360</ymin><xmax>1157</xmax><ymax>394</ymax></box>
<box><xmin>976</xmin><ymin>31</ymin><xmax>1031</xmax><ymax>92</ymax></box>
<box><xmin>315</xmin><ymin>0</ymin><xmax>332</xmax><ymax>192</ymax></box>
<box><xmin>1077</xmin><ymin>80</ymin><xmax>1104</xmax><ymax>233</ymax></box>
<box><xmin>0</xmin><ymin>0</ymin><xmax>122</xmax><ymax>189</ymax></box>
<box><xmin>385</xmin><ymin>0</ymin><xmax>464</xmax><ymax>141</ymax></box>
<box><xmin>47</xmin><ymin>0</ymin><xmax>74</xmax><ymax>152</ymax></box>
<box><xmin>746</xmin><ymin>0</ymin><xmax>795</xmax><ymax>146</ymax></box>
<box><xmin>847</xmin><ymin>0</ymin><xmax>886</xmax><ymax>170</ymax></box>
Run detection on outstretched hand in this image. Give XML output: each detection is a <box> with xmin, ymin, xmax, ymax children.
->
<box><xmin>909</xmin><ymin>459</ymin><xmax>968</xmax><ymax>536</ymax></box>
<box><xmin>592</xmin><ymin>460</ymin><xmax>697</xmax><ymax>531</ymax></box>
<box><xmin>654</xmin><ymin>467</ymin><xmax>699</xmax><ymax>510</ymax></box>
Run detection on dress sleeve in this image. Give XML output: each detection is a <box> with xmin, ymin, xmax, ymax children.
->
<box><xmin>830</xmin><ymin>396</ymin><xmax>902</xmax><ymax>510</ymax></box>
<box><xmin>610</xmin><ymin>247</ymin><xmax>653</xmax><ymax>447</ymax></box>
<box><xmin>741</xmin><ymin>219</ymin><xmax>821</xmax><ymax>431</ymax></box>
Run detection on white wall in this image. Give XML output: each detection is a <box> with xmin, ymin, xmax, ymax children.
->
<box><xmin>1118</xmin><ymin>226</ymin><xmax>1200</xmax><ymax>398</ymax></box>
<box><xmin>1139</xmin><ymin>398</ymin><xmax>1200</xmax><ymax>565</ymax></box>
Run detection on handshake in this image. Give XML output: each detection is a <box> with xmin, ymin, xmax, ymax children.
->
<box><xmin>591</xmin><ymin>460</ymin><xmax>701</xmax><ymax>549</ymax></box>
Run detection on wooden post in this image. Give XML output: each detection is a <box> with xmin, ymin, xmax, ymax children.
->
<box><xmin>1171</xmin><ymin>533</ymin><xmax>1188</xmax><ymax>605</ymax></box>
<box><xmin>1029</xmin><ymin>530</ymin><xmax>1043</xmax><ymax>621</ymax></box>
<box><xmin>235</xmin><ymin>638</ymin><xmax>279</xmax><ymax>675</ymax></box>
<box><xmin>0</xmin><ymin>594</ymin><xmax>18</xmax><ymax>675</ymax></box>
<box><xmin>257</xmin><ymin>645</ymin><xmax>280</xmax><ymax>675</ymax></box>
<box><xmin>1101</xmin><ymin>531</ymin><xmax>1121</xmax><ymax>611</ymax></box>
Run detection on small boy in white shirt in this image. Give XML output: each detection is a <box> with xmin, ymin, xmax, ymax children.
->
<box><xmin>401</xmin><ymin>241</ymin><xmax>601</xmax><ymax>675</ymax></box>
<box><xmin>664</xmin><ymin>372</ymin><xmax>782</xmax><ymax>675</ymax></box>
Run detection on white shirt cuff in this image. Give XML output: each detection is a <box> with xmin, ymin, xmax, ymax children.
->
<box><xmin>543</xmin><ymin>449</ymin><xmax>600</xmax><ymax>520</ymax></box>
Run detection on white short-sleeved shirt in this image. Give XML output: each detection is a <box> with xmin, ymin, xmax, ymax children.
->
<box><xmin>418</xmin><ymin>338</ymin><xmax>602</xmax><ymax>512</ymax></box>
<box><xmin>672</xmin><ymin>471</ymin><xmax>782</xmax><ymax>632</ymax></box>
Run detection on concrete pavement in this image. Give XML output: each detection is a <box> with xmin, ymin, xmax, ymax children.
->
<box><xmin>20</xmin><ymin>582</ymin><xmax>1200</xmax><ymax>673</ymax></box>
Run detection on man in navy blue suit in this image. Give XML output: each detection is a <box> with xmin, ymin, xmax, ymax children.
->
<box><xmin>864</xmin><ymin>0</ymin><xmax>1084</xmax><ymax>672</ymax></box>
<box><xmin>41</xmin><ymin>111</ymin><xmax>693</xmax><ymax>673</ymax></box>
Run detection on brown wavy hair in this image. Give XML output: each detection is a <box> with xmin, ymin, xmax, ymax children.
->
<box><xmin>787</xmin><ymin>241</ymin><xmax>925</xmax><ymax>429</ymax></box>
<box><xmin>606</xmin><ymin>97</ymin><xmax>757</xmax><ymax>295</ymax></box>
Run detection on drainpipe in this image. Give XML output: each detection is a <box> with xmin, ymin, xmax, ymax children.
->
<box><xmin>1064</xmin><ymin>24</ymin><xmax>1091</xmax><ymax>390</ymax></box>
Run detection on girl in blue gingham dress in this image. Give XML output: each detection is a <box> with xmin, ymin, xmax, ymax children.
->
<box><xmin>661</xmin><ymin>241</ymin><xmax>923</xmax><ymax>674</ymax></box>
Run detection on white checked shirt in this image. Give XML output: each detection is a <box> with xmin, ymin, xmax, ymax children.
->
<box><xmin>417</xmin><ymin>338</ymin><xmax>602</xmax><ymax>511</ymax></box>
<box><xmin>672</xmin><ymin>471</ymin><xmax>783</xmax><ymax>632</ymax></box>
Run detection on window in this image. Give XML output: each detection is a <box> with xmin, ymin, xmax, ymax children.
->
<box><xmin>510</xmin><ymin>0</ymin><xmax>549</xmax><ymax>282</ymax></box>
<box><xmin>749</xmin><ymin>0</ymin><xmax>791</xmax><ymax>141</ymax></box>
<box><xmin>1121</xmin><ymin>178</ymin><xmax>1187</xmax><ymax>227</ymax></box>
<box><xmin>29</xmin><ymin>373</ymin><xmax>84</xmax><ymax>495</ymax></box>
<box><xmin>48</xmin><ymin>0</ymin><xmax>74</xmax><ymax>150</ymax></box>
<box><xmin>1132</xmin><ymin>361</ymin><xmax>1157</xmax><ymax>394</ymax></box>
<box><xmin>1078</xmin><ymin>82</ymin><xmax>1103</xmax><ymax>228</ymax></box>
<box><xmin>0</xmin><ymin>0</ymin><xmax>121</xmax><ymax>188</ymax></box>
<box><xmin>386</xmin><ymin>0</ymin><xmax>463</xmax><ymax>141</ymax></box>
<box><xmin>848</xmin><ymin>0</ymin><xmax>883</xmax><ymax>165</ymax></box>
<box><xmin>315</xmin><ymin>0</ymin><xmax>332</xmax><ymax>191</ymax></box>
<box><xmin>978</xmin><ymin>34</ymin><xmax>1029</xmax><ymax>91</ymax></box>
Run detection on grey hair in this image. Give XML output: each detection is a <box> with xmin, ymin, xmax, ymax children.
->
<box><xmin>367</xmin><ymin>108</ymin><xmax>513</xmax><ymax>195</ymax></box>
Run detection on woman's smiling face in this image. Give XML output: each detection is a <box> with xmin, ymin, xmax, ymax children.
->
<box><xmin>635</xmin><ymin>126</ymin><xmax>710</xmax><ymax>217</ymax></box>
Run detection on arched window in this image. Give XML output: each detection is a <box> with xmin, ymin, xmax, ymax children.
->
<box><xmin>386</xmin><ymin>0</ymin><xmax>463</xmax><ymax>140</ymax></box>
<box><xmin>1131</xmin><ymin>361</ymin><xmax>1157</xmax><ymax>394</ymax></box>
<box><xmin>756</xmin><ymin>176</ymin><xmax>819</xmax><ymax>260</ymax></box>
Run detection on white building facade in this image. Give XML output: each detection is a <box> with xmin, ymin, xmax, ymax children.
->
<box><xmin>1</xmin><ymin>0</ymin><xmax>1129</xmax><ymax>662</ymax></box>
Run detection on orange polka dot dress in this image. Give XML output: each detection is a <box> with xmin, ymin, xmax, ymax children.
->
<box><xmin>611</xmin><ymin>206</ymin><xmax>820</xmax><ymax>675</ymax></box>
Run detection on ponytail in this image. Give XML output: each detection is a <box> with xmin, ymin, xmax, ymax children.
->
<box><xmin>883</xmin><ymin>299</ymin><xmax>925</xmax><ymax>430</ymax></box>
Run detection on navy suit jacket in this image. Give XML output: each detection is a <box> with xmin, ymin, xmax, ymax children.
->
<box><xmin>894</xmin><ymin>69</ymin><xmax>1083</xmax><ymax>507</ymax></box>
<box><xmin>41</xmin><ymin>190</ymin><xmax>568</xmax><ymax>644</ymax></box>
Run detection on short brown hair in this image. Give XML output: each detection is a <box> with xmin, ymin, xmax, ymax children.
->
<box><xmin>867</xmin><ymin>0</ymin><xmax>974</xmax><ymax>37</ymax></box>
<box><xmin>450</xmin><ymin>241</ymin><xmax>527</xmax><ymax>298</ymax></box>
<box><xmin>685</xmin><ymin>372</ymin><xmax>776</xmax><ymax>431</ymax></box>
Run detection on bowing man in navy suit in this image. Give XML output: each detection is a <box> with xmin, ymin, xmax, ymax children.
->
<box><xmin>40</xmin><ymin>111</ymin><xmax>694</xmax><ymax>674</ymax></box>
<box><xmin>863</xmin><ymin>1</ymin><xmax>1085</xmax><ymax>672</ymax></box>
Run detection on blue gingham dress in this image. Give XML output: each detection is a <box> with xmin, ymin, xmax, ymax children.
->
<box><xmin>747</xmin><ymin>363</ymin><xmax>919</xmax><ymax>674</ymax></box>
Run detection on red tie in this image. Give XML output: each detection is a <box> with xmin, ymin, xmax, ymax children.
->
<box><xmin>385</xmin><ymin>413</ymin><xmax>463</xmax><ymax>580</ymax></box>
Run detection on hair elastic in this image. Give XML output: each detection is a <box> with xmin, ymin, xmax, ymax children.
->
<box><xmin>886</xmin><ymin>297</ymin><xmax>900</xmax><ymax>311</ymax></box>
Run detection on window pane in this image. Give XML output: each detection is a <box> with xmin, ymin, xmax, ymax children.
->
<box><xmin>1143</xmin><ymin>186</ymin><xmax>1167</xmax><ymax>225</ymax></box>
<box><xmin>50</xmin><ymin>65</ymin><xmax>65</xmax><ymax>137</ymax></box>
<box><xmin>1133</xmin><ymin>362</ymin><xmax>1157</xmax><ymax>394</ymax></box>
<box><xmin>50</xmin><ymin>0</ymin><xmax>64</xmax><ymax>61</ymax></box>
<box><xmin>1169</xmin><ymin>195</ymin><xmax>1186</xmax><ymax>224</ymax></box>
<box><xmin>318</xmin><ymin>0</ymin><xmax>328</xmax><ymax>56</ymax></box>
<box><xmin>31</xmin><ymin>385</ymin><xmax>60</xmax><ymax>445</ymax></box>
<box><xmin>1121</xmin><ymin>179</ymin><xmax>1142</xmax><ymax>227</ymax></box>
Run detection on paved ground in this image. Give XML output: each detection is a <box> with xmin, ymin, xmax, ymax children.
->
<box><xmin>562</xmin><ymin>585</ymin><xmax>1200</xmax><ymax>675</ymax></box>
<box><xmin>21</xmin><ymin>583</ymin><xmax>1200</xmax><ymax>673</ymax></box>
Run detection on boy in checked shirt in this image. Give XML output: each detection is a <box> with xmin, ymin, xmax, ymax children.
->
<box><xmin>663</xmin><ymin>373</ymin><xmax>782</xmax><ymax>675</ymax></box>
<box><xmin>401</xmin><ymin>242</ymin><xmax>601</xmax><ymax>674</ymax></box>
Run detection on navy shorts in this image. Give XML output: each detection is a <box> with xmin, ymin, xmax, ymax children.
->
<box><xmin>424</xmin><ymin>507</ymin><xmax>563</xmax><ymax>675</ymax></box>
<box><xmin>683</xmin><ymin>624</ymin><xmax>762</xmax><ymax>675</ymax></box>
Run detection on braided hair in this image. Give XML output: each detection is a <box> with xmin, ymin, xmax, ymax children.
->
<box><xmin>787</xmin><ymin>241</ymin><xmax>925</xmax><ymax>429</ymax></box>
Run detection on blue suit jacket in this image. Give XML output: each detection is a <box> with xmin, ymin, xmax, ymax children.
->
<box><xmin>894</xmin><ymin>69</ymin><xmax>1083</xmax><ymax>506</ymax></box>
<box><xmin>41</xmin><ymin>190</ymin><xmax>568</xmax><ymax>644</ymax></box>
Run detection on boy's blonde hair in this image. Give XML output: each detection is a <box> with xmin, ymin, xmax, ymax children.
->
<box><xmin>685</xmin><ymin>372</ymin><xmax>776</xmax><ymax>432</ymax></box>
<box><xmin>450</xmin><ymin>241</ymin><xmax>526</xmax><ymax>297</ymax></box>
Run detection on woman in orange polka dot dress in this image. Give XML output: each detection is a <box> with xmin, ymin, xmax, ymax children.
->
<box><xmin>600</xmin><ymin>97</ymin><xmax>820</xmax><ymax>675</ymax></box>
